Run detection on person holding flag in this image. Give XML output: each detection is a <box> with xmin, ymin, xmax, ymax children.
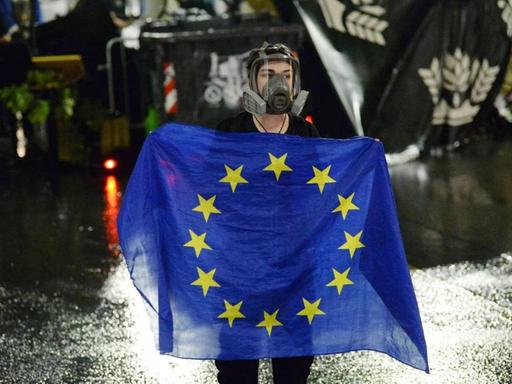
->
<box><xmin>215</xmin><ymin>42</ymin><xmax>319</xmax><ymax>383</ymax></box>
<box><xmin>118</xmin><ymin>42</ymin><xmax>428</xmax><ymax>384</ymax></box>
<box><xmin>217</xmin><ymin>42</ymin><xmax>317</xmax><ymax>138</ymax></box>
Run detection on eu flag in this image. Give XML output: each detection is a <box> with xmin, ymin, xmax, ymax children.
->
<box><xmin>117</xmin><ymin>123</ymin><xmax>429</xmax><ymax>372</ymax></box>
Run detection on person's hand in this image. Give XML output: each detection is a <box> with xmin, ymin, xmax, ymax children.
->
<box><xmin>110</xmin><ymin>11</ymin><xmax>137</xmax><ymax>29</ymax></box>
<box><xmin>0</xmin><ymin>33</ymin><xmax>12</xmax><ymax>43</ymax></box>
<box><xmin>1</xmin><ymin>25</ymin><xmax>19</xmax><ymax>43</ymax></box>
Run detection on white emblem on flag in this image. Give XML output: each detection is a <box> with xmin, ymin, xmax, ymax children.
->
<box><xmin>418</xmin><ymin>48</ymin><xmax>500</xmax><ymax>126</ymax></box>
<box><xmin>498</xmin><ymin>0</ymin><xmax>512</xmax><ymax>37</ymax></box>
<box><xmin>318</xmin><ymin>0</ymin><xmax>388</xmax><ymax>46</ymax></box>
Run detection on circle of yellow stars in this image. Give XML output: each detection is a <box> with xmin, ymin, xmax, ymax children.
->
<box><xmin>181</xmin><ymin>151</ymin><xmax>366</xmax><ymax>336</ymax></box>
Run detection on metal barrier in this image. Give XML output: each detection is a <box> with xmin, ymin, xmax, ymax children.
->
<box><xmin>103</xmin><ymin>37</ymin><xmax>138</xmax><ymax>115</ymax></box>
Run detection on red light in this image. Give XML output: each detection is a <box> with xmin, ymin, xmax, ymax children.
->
<box><xmin>305</xmin><ymin>115</ymin><xmax>314</xmax><ymax>124</ymax></box>
<box><xmin>104</xmin><ymin>158</ymin><xmax>118</xmax><ymax>170</ymax></box>
<box><xmin>103</xmin><ymin>175</ymin><xmax>121</xmax><ymax>258</ymax></box>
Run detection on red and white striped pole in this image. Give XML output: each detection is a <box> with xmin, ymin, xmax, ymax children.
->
<box><xmin>163</xmin><ymin>62</ymin><xmax>178</xmax><ymax>115</ymax></box>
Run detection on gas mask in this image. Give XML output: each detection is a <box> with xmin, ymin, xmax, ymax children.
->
<box><xmin>243</xmin><ymin>46</ymin><xmax>309</xmax><ymax>115</ymax></box>
<box><xmin>261</xmin><ymin>74</ymin><xmax>292</xmax><ymax>114</ymax></box>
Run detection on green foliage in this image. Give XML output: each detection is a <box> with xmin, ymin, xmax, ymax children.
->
<box><xmin>0</xmin><ymin>70</ymin><xmax>76</xmax><ymax>125</ymax></box>
<box><xmin>59</xmin><ymin>87</ymin><xmax>75</xmax><ymax>118</ymax></box>
<box><xmin>27</xmin><ymin>70</ymin><xmax>66</xmax><ymax>89</ymax></box>
<box><xmin>28</xmin><ymin>99</ymin><xmax>50</xmax><ymax>126</ymax></box>
<box><xmin>0</xmin><ymin>84</ymin><xmax>33</xmax><ymax>114</ymax></box>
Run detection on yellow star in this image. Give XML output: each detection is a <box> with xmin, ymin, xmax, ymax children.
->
<box><xmin>191</xmin><ymin>267</ymin><xmax>220</xmax><ymax>296</ymax></box>
<box><xmin>256</xmin><ymin>309</ymin><xmax>283</xmax><ymax>336</ymax></box>
<box><xmin>218</xmin><ymin>300</ymin><xmax>246</xmax><ymax>327</ymax></box>
<box><xmin>332</xmin><ymin>192</ymin><xmax>360</xmax><ymax>220</ymax></box>
<box><xmin>263</xmin><ymin>153</ymin><xmax>292</xmax><ymax>181</ymax></box>
<box><xmin>183</xmin><ymin>229</ymin><xmax>212</xmax><ymax>257</ymax></box>
<box><xmin>219</xmin><ymin>165</ymin><xmax>248</xmax><ymax>192</ymax></box>
<box><xmin>192</xmin><ymin>194</ymin><xmax>221</xmax><ymax>222</ymax></box>
<box><xmin>339</xmin><ymin>230</ymin><xmax>365</xmax><ymax>258</ymax></box>
<box><xmin>306</xmin><ymin>165</ymin><xmax>336</xmax><ymax>193</ymax></box>
<box><xmin>297</xmin><ymin>298</ymin><xmax>326</xmax><ymax>324</ymax></box>
<box><xmin>326</xmin><ymin>267</ymin><xmax>354</xmax><ymax>295</ymax></box>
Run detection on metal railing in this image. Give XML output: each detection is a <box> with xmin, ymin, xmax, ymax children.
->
<box><xmin>102</xmin><ymin>37</ymin><xmax>139</xmax><ymax>116</ymax></box>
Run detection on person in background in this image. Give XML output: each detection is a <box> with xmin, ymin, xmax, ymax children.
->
<box><xmin>215</xmin><ymin>42</ymin><xmax>318</xmax><ymax>384</ymax></box>
<box><xmin>0</xmin><ymin>0</ymin><xmax>18</xmax><ymax>42</ymax></box>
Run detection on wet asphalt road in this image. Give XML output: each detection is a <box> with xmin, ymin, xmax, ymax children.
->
<box><xmin>1</xmin><ymin>137</ymin><xmax>511</xmax><ymax>383</ymax></box>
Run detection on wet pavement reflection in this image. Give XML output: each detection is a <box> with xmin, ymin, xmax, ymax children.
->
<box><xmin>390</xmin><ymin>139</ymin><xmax>512</xmax><ymax>268</ymax></box>
<box><xmin>1</xmin><ymin>137</ymin><xmax>511</xmax><ymax>383</ymax></box>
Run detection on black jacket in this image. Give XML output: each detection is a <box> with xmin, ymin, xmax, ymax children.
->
<box><xmin>217</xmin><ymin>111</ymin><xmax>320</xmax><ymax>138</ymax></box>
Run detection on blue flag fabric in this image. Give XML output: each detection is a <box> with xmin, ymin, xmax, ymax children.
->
<box><xmin>118</xmin><ymin>123</ymin><xmax>429</xmax><ymax>372</ymax></box>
